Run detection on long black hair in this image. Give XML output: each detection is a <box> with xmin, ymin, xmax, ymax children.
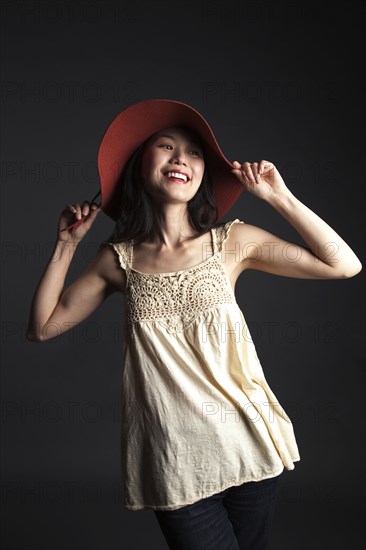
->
<box><xmin>105</xmin><ymin>127</ymin><xmax>226</xmax><ymax>245</ymax></box>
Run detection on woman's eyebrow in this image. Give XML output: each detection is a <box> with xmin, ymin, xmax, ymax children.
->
<box><xmin>155</xmin><ymin>134</ymin><xmax>202</xmax><ymax>147</ymax></box>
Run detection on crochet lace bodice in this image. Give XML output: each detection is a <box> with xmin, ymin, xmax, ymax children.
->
<box><xmin>108</xmin><ymin>221</ymin><xmax>239</xmax><ymax>334</ymax></box>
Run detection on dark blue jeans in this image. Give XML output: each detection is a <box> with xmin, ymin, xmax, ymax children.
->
<box><xmin>154</xmin><ymin>473</ymin><xmax>282</xmax><ymax>550</ymax></box>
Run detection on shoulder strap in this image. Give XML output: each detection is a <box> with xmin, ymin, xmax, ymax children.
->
<box><xmin>103</xmin><ymin>241</ymin><xmax>130</xmax><ymax>271</ymax></box>
<box><xmin>215</xmin><ymin>219</ymin><xmax>245</xmax><ymax>252</ymax></box>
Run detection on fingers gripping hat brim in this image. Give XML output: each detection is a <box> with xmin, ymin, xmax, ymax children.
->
<box><xmin>97</xmin><ymin>99</ymin><xmax>244</xmax><ymax>223</ymax></box>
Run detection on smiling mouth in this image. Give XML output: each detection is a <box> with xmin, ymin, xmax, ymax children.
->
<box><xmin>163</xmin><ymin>171</ymin><xmax>190</xmax><ymax>183</ymax></box>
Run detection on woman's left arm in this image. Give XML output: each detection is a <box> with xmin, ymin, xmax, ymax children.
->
<box><xmin>231</xmin><ymin>160</ymin><xmax>362</xmax><ymax>279</ymax></box>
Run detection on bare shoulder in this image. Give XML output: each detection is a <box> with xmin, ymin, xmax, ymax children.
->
<box><xmin>224</xmin><ymin>220</ymin><xmax>285</xmax><ymax>275</ymax></box>
<box><xmin>224</xmin><ymin>221</ymin><xmax>264</xmax><ymax>258</ymax></box>
<box><xmin>227</xmin><ymin>221</ymin><xmax>280</xmax><ymax>258</ymax></box>
<box><xmin>87</xmin><ymin>242</ymin><xmax>127</xmax><ymax>294</ymax></box>
<box><xmin>227</xmin><ymin>220</ymin><xmax>265</xmax><ymax>240</ymax></box>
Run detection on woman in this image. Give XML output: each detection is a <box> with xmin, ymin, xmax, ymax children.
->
<box><xmin>26</xmin><ymin>100</ymin><xmax>362</xmax><ymax>550</ymax></box>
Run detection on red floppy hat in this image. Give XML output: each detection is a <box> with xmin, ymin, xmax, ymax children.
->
<box><xmin>62</xmin><ymin>99</ymin><xmax>244</xmax><ymax>232</ymax></box>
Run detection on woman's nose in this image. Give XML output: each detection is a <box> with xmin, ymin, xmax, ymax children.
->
<box><xmin>170</xmin><ymin>150</ymin><xmax>187</xmax><ymax>165</ymax></box>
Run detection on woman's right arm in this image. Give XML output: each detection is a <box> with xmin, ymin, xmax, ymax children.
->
<box><xmin>26</xmin><ymin>200</ymin><xmax>124</xmax><ymax>342</ymax></box>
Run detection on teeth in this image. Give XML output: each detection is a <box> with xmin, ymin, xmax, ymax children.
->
<box><xmin>165</xmin><ymin>171</ymin><xmax>188</xmax><ymax>182</ymax></box>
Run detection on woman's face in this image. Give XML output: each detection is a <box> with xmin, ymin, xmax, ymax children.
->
<box><xmin>140</xmin><ymin>127</ymin><xmax>205</xmax><ymax>205</ymax></box>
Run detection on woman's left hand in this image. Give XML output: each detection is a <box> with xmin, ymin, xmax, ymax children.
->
<box><xmin>231</xmin><ymin>160</ymin><xmax>291</xmax><ymax>202</ymax></box>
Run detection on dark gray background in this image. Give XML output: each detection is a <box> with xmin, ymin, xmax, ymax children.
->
<box><xmin>1</xmin><ymin>1</ymin><xmax>365</xmax><ymax>549</ymax></box>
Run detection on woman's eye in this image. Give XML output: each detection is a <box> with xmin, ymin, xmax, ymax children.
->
<box><xmin>159</xmin><ymin>144</ymin><xmax>201</xmax><ymax>156</ymax></box>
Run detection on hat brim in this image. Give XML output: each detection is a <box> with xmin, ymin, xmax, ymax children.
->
<box><xmin>97</xmin><ymin>99</ymin><xmax>244</xmax><ymax>222</ymax></box>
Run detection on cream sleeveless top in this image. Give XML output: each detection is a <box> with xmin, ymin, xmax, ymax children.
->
<box><xmin>105</xmin><ymin>218</ymin><xmax>300</xmax><ymax>511</ymax></box>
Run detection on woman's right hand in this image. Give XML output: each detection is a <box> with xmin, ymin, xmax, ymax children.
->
<box><xmin>57</xmin><ymin>201</ymin><xmax>101</xmax><ymax>243</ymax></box>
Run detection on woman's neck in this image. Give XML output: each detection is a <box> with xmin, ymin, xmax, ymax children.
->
<box><xmin>147</xmin><ymin>207</ymin><xmax>199</xmax><ymax>249</ymax></box>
